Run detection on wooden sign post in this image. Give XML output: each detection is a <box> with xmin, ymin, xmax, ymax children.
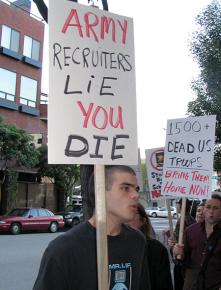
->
<box><xmin>166</xmin><ymin>199</ymin><xmax>174</xmax><ymax>239</ymax></box>
<box><xmin>177</xmin><ymin>197</ymin><xmax>186</xmax><ymax>259</ymax></box>
<box><xmin>95</xmin><ymin>165</ymin><xmax>108</xmax><ymax>289</ymax></box>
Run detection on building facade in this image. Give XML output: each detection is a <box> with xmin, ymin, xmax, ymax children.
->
<box><xmin>0</xmin><ymin>0</ymin><xmax>57</xmax><ymax>214</ymax></box>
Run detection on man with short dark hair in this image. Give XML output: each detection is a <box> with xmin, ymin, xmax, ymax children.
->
<box><xmin>33</xmin><ymin>165</ymin><xmax>150</xmax><ymax>290</ymax></box>
<box><xmin>173</xmin><ymin>194</ymin><xmax>221</xmax><ymax>290</ymax></box>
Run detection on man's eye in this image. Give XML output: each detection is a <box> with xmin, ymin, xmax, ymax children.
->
<box><xmin>122</xmin><ymin>186</ymin><xmax>130</xmax><ymax>192</ymax></box>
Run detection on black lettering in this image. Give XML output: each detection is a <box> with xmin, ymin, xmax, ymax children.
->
<box><xmin>65</xmin><ymin>135</ymin><xmax>88</xmax><ymax>157</ymax></box>
<box><xmin>123</xmin><ymin>54</ymin><xmax>132</xmax><ymax>71</ymax></box>
<box><xmin>100</xmin><ymin>77</ymin><xmax>117</xmax><ymax>96</ymax></box>
<box><xmin>72</xmin><ymin>47</ymin><xmax>80</xmax><ymax>64</ymax></box>
<box><xmin>64</xmin><ymin>75</ymin><xmax>82</xmax><ymax>95</ymax></box>
<box><xmin>82</xmin><ymin>48</ymin><xmax>90</xmax><ymax>68</ymax></box>
<box><xmin>117</xmin><ymin>53</ymin><xmax>126</xmax><ymax>71</ymax></box>
<box><xmin>53</xmin><ymin>43</ymin><xmax>62</xmax><ymax>70</ymax></box>
<box><xmin>111</xmin><ymin>134</ymin><xmax>129</xmax><ymax>160</ymax></box>
<box><xmin>168</xmin><ymin>141</ymin><xmax>174</xmax><ymax>152</ymax></box>
<box><xmin>187</xmin><ymin>143</ymin><xmax>195</xmax><ymax>153</ymax></box>
<box><xmin>89</xmin><ymin>135</ymin><xmax>108</xmax><ymax>158</ymax></box>
<box><xmin>63</xmin><ymin>47</ymin><xmax>71</xmax><ymax>66</ymax></box>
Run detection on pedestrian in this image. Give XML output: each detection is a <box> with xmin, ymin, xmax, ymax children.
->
<box><xmin>173</xmin><ymin>194</ymin><xmax>221</xmax><ymax>290</ymax></box>
<box><xmin>168</xmin><ymin>198</ymin><xmax>196</xmax><ymax>290</ymax></box>
<box><xmin>195</xmin><ymin>202</ymin><xmax>205</xmax><ymax>223</ymax></box>
<box><xmin>128</xmin><ymin>203</ymin><xmax>173</xmax><ymax>290</ymax></box>
<box><xmin>33</xmin><ymin>165</ymin><xmax>151</xmax><ymax>290</ymax></box>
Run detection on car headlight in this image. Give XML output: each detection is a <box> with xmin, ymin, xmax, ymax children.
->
<box><xmin>0</xmin><ymin>221</ymin><xmax>6</xmax><ymax>224</ymax></box>
<box><xmin>65</xmin><ymin>215</ymin><xmax>71</xmax><ymax>219</ymax></box>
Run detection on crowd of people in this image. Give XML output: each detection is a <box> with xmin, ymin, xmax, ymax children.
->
<box><xmin>33</xmin><ymin>165</ymin><xmax>221</xmax><ymax>290</ymax></box>
<box><xmin>169</xmin><ymin>194</ymin><xmax>221</xmax><ymax>290</ymax></box>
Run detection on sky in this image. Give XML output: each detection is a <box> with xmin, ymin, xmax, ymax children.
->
<box><xmin>31</xmin><ymin>0</ymin><xmax>214</xmax><ymax>158</ymax></box>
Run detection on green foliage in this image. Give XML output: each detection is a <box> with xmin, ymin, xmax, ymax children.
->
<box><xmin>141</xmin><ymin>161</ymin><xmax>149</xmax><ymax>192</ymax></box>
<box><xmin>0</xmin><ymin>118</ymin><xmax>39</xmax><ymax>169</ymax></box>
<box><xmin>187</xmin><ymin>0</ymin><xmax>221</xmax><ymax>170</ymax></box>
<box><xmin>6</xmin><ymin>170</ymin><xmax>19</xmax><ymax>211</ymax></box>
<box><xmin>37</xmin><ymin>145</ymin><xmax>80</xmax><ymax>204</ymax></box>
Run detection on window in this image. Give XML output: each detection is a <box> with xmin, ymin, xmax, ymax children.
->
<box><xmin>38</xmin><ymin>209</ymin><xmax>51</xmax><ymax>217</ymax></box>
<box><xmin>23</xmin><ymin>36</ymin><xmax>40</xmax><ymax>61</ymax></box>
<box><xmin>0</xmin><ymin>68</ymin><xmax>16</xmax><ymax>101</ymax></box>
<box><xmin>29</xmin><ymin>209</ymin><xmax>38</xmax><ymax>217</ymax></box>
<box><xmin>20</xmin><ymin>76</ymin><xmax>37</xmax><ymax>107</ymax></box>
<box><xmin>1</xmin><ymin>25</ymin><xmax>20</xmax><ymax>52</ymax></box>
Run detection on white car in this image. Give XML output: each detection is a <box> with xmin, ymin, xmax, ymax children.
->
<box><xmin>147</xmin><ymin>206</ymin><xmax>177</xmax><ymax>218</ymax></box>
<box><xmin>145</xmin><ymin>207</ymin><xmax>160</xmax><ymax>216</ymax></box>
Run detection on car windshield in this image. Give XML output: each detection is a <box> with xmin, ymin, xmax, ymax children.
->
<box><xmin>65</xmin><ymin>205</ymin><xmax>82</xmax><ymax>212</ymax></box>
<box><xmin>6</xmin><ymin>209</ymin><xmax>29</xmax><ymax>217</ymax></box>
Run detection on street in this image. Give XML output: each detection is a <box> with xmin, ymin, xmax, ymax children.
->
<box><xmin>0</xmin><ymin>218</ymin><xmax>175</xmax><ymax>290</ymax></box>
<box><xmin>0</xmin><ymin>231</ymin><xmax>63</xmax><ymax>290</ymax></box>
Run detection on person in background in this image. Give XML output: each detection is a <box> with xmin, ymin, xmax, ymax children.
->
<box><xmin>168</xmin><ymin>198</ymin><xmax>196</xmax><ymax>290</ymax></box>
<box><xmin>33</xmin><ymin>165</ymin><xmax>151</xmax><ymax>290</ymax></box>
<box><xmin>173</xmin><ymin>194</ymin><xmax>221</xmax><ymax>290</ymax></box>
<box><xmin>195</xmin><ymin>202</ymin><xmax>205</xmax><ymax>223</ymax></box>
<box><xmin>129</xmin><ymin>203</ymin><xmax>173</xmax><ymax>290</ymax></box>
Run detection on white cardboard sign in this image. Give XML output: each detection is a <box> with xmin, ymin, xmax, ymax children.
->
<box><xmin>161</xmin><ymin>115</ymin><xmax>216</xmax><ymax>199</ymax></box>
<box><xmin>145</xmin><ymin>147</ymin><xmax>165</xmax><ymax>200</ymax></box>
<box><xmin>48</xmin><ymin>0</ymin><xmax>138</xmax><ymax>164</ymax></box>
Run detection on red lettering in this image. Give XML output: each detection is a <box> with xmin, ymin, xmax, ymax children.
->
<box><xmin>77</xmin><ymin>101</ymin><xmax>124</xmax><ymax>130</ymax></box>
<box><xmin>92</xmin><ymin>106</ymin><xmax>108</xmax><ymax>129</ymax></box>
<box><xmin>84</xmin><ymin>12</ymin><xmax>99</xmax><ymax>42</ymax></box>
<box><xmin>109</xmin><ymin>106</ymin><xmax>124</xmax><ymax>129</ymax></box>
<box><xmin>117</xmin><ymin>19</ymin><xmax>128</xmax><ymax>44</ymax></box>
<box><xmin>61</xmin><ymin>9</ymin><xmax>83</xmax><ymax>37</ymax></box>
<box><xmin>165</xmin><ymin>170</ymin><xmax>172</xmax><ymax>178</ymax></box>
<box><xmin>77</xmin><ymin>101</ymin><xmax>94</xmax><ymax>128</ymax></box>
<box><xmin>100</xmin><ymin>16</ymin><xmax>116</xmax><ymax>42</ymax></box>
<box><xmin>61</xmin><ymin>9</ymin><xmax>128</xmax><ymax>45</ymax></box>
<box><xmin>189</xmin><ymin>184</ymin><xmax>209</xmax><ymax>196</ymax></box>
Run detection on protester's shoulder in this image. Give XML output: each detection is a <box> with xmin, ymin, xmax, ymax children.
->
<box><xmin>147</xmin><ymin>238</ymin><xmax>168</xmax><ymax>254</ymax></box>
<box><xmin>47</xmin><ymin>221</ymin><xmax>94</xmax><ymax>252</ymax></box>
<box><xmin>186</xmin><ymin>221</ymin><xmax>202</xmax><ymax>233</ymax></box>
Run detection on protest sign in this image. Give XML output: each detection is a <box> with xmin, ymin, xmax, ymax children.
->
<box><xmin>48</xmin><ymin>0</ymin><xmax>137</xmax><ymax>165</ymax></box>
<box><xmin>161</xmin><ymin>115</ymin><xmax>216</xmax><ymax>199</ymax></box>
<box><xmin>145</xmin><ymin>147</ymin><xmax>164</xmax><ymax>199</ymax></box>
<box><xmin>146</xmin><ymin>147</ymin><xmax>174</xmax><ymax>236</ymax></box>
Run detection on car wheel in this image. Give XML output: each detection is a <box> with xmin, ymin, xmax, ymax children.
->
<box><xmin>10</xmin><ymin>223</ymin><xmax>21</xmax><ymax>235</ymax></box>
<box><xmin>49</xmin><ymin>222</ymin><xmax>58</xmax><ymax>233</ymax></box>
<box><xmin>151</xmin><ymin>212</ymin><xmax>157</xmax><ymax>218</ymax></box>
<box><xmin>71</xmin><ymin>218</ymin><xmax>80</xmax><ymax>227</ymax></box>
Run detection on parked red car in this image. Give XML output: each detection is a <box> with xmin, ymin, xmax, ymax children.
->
<box><xmin>0</xmin><ymin>207</ymin><xmax>64</xmax><ymax>235</ymax></box>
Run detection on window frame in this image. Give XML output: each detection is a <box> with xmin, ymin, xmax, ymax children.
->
<box><xmin>23</xmin><ymin>35</ymin><xmax>40</xmax><ymax>61</ymax></box>
<box><xmin>1</xmin><ymin>24</ymin><xmax>20</xmax><ymax>53</ymax></box>
<box><xmin>20</xmin><ymin>75</ymin><xmax>38</xmax><ymax>108</ymax></box>
<box><xmin>0</xmin><ymin>67</ymin><xmax>17</xmax><ymax>102</ymax></box>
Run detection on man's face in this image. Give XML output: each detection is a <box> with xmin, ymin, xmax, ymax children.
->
<box><xmin>204</xmin><ymin>198</ymin><xmax>221</xmax><ymax>225</ymax></box>
<box><xmin>106</xmin><ymin>171</ymin><xmax>139</xmax><ymax>224</ymax></box>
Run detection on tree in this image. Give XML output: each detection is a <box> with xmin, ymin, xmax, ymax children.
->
<box><xmin>0</xmin><ymin>118</ymin><xmax>39</xmax><ymax>212</ymax></box>
<box><xmin>187</xmin><ymin>0</ymin><xmax>221</xmax><ymax>170</ymax></box>
<box><xmin>37</xmin><ymin>145</ymin><xmax>80</xmax><ymax>210</ymax></box>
